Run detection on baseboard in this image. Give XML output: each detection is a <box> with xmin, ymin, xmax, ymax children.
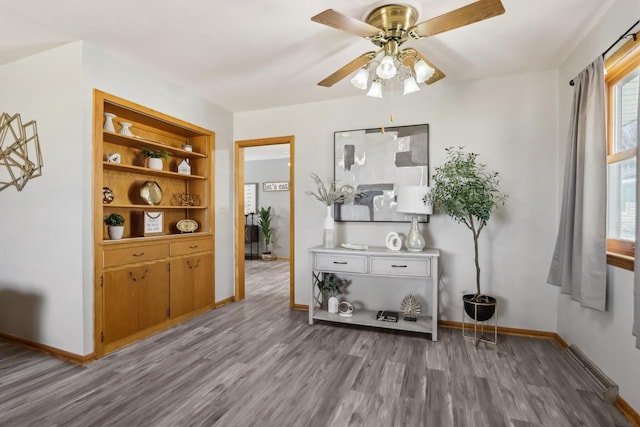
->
<box><xmin>615</xmin><ymin>396</ymin><xmax>640</xmax><ymax>426</ymax></box>
<box><xmin>274</xmin><ymin>257</ymin><xmax>290</xmax><ymax>261</ymax></box>
<box><xmin>438</xmin><ymin>320</ymin><xmax>560</xmax><ymax>340</ymax></box>
<box><xmin>0</xmin><ymin>332</ymin><xmax>94</xmax><ymax>365</ymax></box>
<box><xmin>293</xmin><ymin>304</ymin><xmax>308</xmax><ymax>311</ymax></box>
<box><xmin>215</xmin><ymin>296</ymin><xmax>235</xmax><ymax>308</ymax></box>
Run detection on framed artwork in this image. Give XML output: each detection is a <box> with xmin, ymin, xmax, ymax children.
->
<box><xmin>244</xmin><ymin>183</ymin><xmax>257</xmax><ymax>214</ymax></box>
<box><xmin>334</xmin><ymin>124</ymin><xmax>429</xmax><ymax>222</ymax></box>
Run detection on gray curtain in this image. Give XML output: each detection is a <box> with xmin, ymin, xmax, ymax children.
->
<box><xmin>634</xmin><ymin>80</ymin><xmax>640</xmax><ymax>349</ymax></box>
<box><xmin>548</xmin><ymin>56</ymin><xmax>607</xmax><ymax>311</ymax></box>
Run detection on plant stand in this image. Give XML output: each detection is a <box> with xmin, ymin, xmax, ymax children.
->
<box><xmin>462</xmin><ymin>301</ymin><xmax>498</xmax><ymax>346</ymax></box>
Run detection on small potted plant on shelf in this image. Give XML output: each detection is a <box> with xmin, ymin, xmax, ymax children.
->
<box><xmin>140</xmin><ymin>146</ymin><xmax>171</xmax><ymax>171</ymax></box>
<box><xmin>427</xmin><ymin>147</ymin><xmax>507</xmax><ymax>322</ymax></box>
<box><xmin>104</xmin><ymin>213</ymin><xmax>125</xmax><ymax>240</ymax></box>
<box><xmin>313</xmin><ymin>272</ymin><xmax>351</xmax><ymax>314</ymax></box>
<box><xmin>257</xmin><ymin>206</ymin><xmax>274</xmax><ymax>260</ymax></box>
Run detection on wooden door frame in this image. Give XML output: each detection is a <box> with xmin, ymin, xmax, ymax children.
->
<box><xmin>234</xmin><ymin>136</ymin><xmax>295</xmax><ymax>307</ymax></box>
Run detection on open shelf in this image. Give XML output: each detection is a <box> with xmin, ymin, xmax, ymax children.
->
<box><xmin>103</xmin><ymin>162</ymin><xmax>206</xmax><ymax>180</ymax></box>
<box><xmin>103</xmin><ymin>131</ymin><xmax>207</xmax><ymax>158</ymax></box>
<box><xmin>312</xmin><ymin>309</ymin><xmax>433</xmax><ymax>334</ymax></box>
<box><xmin>103</xmin><ymin>204</ymin><xmax>207</xmax><ymax>210</ymax></box>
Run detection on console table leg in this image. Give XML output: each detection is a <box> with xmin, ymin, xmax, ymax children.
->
<box><xmin>309</xmin><ymin>271</ymin><xmax>315</xmax><ymax>325</ymax></box>
<box><xmin>432</xmin><ymin>258</ymin><xmax>439</xmax><ymax>341</ymax></box>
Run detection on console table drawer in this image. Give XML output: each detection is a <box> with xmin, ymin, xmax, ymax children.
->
<box><xmin>314</xmin><ymin>253</ymin><xmax>368</xmax><ymax>274</ymax></box>
<box><xmin>370</xmin><ymin>257</ymin><xmax>430</xmax><ymax>277</ymax></box>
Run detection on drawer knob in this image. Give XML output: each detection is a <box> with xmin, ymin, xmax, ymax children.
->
<box><xmin>391</xmin><ymin>264</ymin><xmax>408</xmax><ymax>268</ymax></box>
<box><xmin>333</xmin><ymin>261</ymin><xmax>348</xmax><ymax>265</ymax></box>
<box><xmin>132</xmin><ymin>252</ymin><xmax>145</xmax><ymax>257</ymax></box>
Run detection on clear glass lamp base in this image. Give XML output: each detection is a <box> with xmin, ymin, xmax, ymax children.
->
<box><xmin>405</xmin><ymin>215</ymin><xmax>425</xmax><ymax>252</ymax></box>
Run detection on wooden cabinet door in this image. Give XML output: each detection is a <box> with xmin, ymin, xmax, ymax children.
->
<box><xmin>137</xmin><ymin>262</ymin><xmax>170</xmax><ymax>330</ymax></box>
<box><xmin>103</xmin><ymin>266</ymin><xmax>140</xmax><ymax>345</ymax></box>
<box><xmin>170</xmin><ymin>258</ymin><xmax>194</xmax><ymax>318</ymax></box>
<box><xmin>193</xmin><ymin>253</ymin><xmax>214</xmax><ymax>310</ymax></box>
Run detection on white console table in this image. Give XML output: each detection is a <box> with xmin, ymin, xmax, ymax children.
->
<box><xmin>309</xmin><ymin>246</ymin><xmax>440</xmax><ymax>341</ymax></box>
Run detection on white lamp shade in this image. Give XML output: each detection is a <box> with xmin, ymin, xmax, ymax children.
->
<box><xmin>396</xmin><ymin>186</ymin><xmax>432</xmax><ymax>215</ymax></box>
<box><xmin>376</xmin><ymin>55</ymin><xmax>397</xmax><ymax>79</ymax></box>
<box><xmin>366</xmin><ymin>80</ymin><xmax>383</xmax><ymax>98</ymax></box>
<box><xmin>350</xmin><ymin>68</ymin><xmax>369</xmax><ymax>90</ymax></box>
<box><xmin>414</xmin><ymin>59</ymin><xmax>435</xmax><ymax>83</ymax></box>
<box><xmin>403</xmin><ymin>76</ymin><xmax>420</xmax><ymax>95</ymax></box>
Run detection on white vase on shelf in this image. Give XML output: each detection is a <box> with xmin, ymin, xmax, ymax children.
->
<box><xmin>328</xmin><ymin>296</ymin><xmax>339</xmax><ymax>314</ymax></box>
<box><xmin>323</xmin><ymin>205</ymin><xmax>335</xmax><ymax>248</ymax></box>
<box><xmin>103</xmin><ymin>113</ymin><xmax>116</xmax><ymax>132</ymax></box>
<box><xmin>118</xmin><ymin>121</ymin><xmax>133</xmax><ymax>136</ymax></box>
<box><xmin>147</xmin><ymin>157</ymin><xmax>163</xmax><ymax>170</ymax></box>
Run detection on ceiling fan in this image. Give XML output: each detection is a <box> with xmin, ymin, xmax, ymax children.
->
<box><xmin>311</xmin><ymin>0</ymin><xmax>505</xmax><ymax>96</ymax></box>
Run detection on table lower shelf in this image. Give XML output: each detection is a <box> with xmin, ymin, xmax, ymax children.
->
<box><xmin>312</xmin><ymin>309</ymin><xmax>433</xmax><ymax>335</ymax></box>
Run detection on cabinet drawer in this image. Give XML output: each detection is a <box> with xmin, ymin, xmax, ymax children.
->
<box><xmin>370</xmin><ymin>257</ymin><xmax>430</xmax><ymax>277</ymax></box>
<box><xmin>104</xmin><ymin>244</ymin><xmax>169</xmax><ymax>268</ymax></box>
<box><xmin>314</xmin><ymin>253</ymin><xmax>368</xmax><ymax>274</ymax></box>
<box><xmin>171</xmin><ymin>238</ymin><xmax>213</xmax><ymax>256</ymax></box>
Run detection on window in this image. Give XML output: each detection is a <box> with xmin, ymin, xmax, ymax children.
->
<box><xmin>606</xmin><ymin>35</ymin><xmax>640</xmax><ymax>270</ymax></box>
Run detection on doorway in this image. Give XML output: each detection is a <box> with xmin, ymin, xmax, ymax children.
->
<box><xmin>234</xmin><ymin>136</ymin><xmax>295</xmax><ymax>307</ymax></box>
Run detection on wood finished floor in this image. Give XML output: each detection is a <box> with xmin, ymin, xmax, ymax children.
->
<box><xmin>0</xmin><ymin>260</ymin><xmax>631</xmax><ymax>426</ymax></box>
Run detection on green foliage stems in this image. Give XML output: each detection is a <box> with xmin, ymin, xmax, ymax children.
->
<box><xmin>427</xmin><ymin>147</ymin><xmax>507</xmax><ymax>297</ymax></box>
<box><xmin>140</xmin><ymin>146</ymin><xmax>171</xmax><ymax>159</ymax></box>
<box><xmin>313</xmin><ymin>272</ymin><xmax>351</xmax><ymax>297</ymax></box>
<box><xmin>104</xmin><ymin>213</ymin><xmax>125</xmax><ymax>226</ymax></box>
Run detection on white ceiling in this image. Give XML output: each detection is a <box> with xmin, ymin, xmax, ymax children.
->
<box><xmin>0</xmin><ymin>0</ymin><xmax>615</xmax><ymax>112</ymax></box>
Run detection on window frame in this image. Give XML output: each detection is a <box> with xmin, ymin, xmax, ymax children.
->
<box><xmin>605</xmin><ymin>33</ymin><xmax>640</xmax><ymax>271</ymax></box>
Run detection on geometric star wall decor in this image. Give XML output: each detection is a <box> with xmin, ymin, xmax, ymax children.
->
<box><xmin>0</xmin><ymin>113</ymin><xmax>43</xmax><ymax>192</ymax></box>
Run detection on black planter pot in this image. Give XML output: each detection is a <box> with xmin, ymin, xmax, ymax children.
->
<box><xmin>463</xmin><ymin>294</ymin><xmax>497</xmax><ymax>321</ymax></box>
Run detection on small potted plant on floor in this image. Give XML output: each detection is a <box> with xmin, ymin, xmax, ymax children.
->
<box><xmin>104</xmin><ymin>213</ymin><xmax>125</xmax><ymax>240</ymax></box>
<box><xmin>313</xmin><ymin>272</ymin><xmax>351</xmax><ymax>313</ymax></box>
<box><xmin>427</xmin><ymin>147</ymin><xmax>507</xmax><ymax>321</ymax></box>
<box><xmin>140</xmin><ymin>146</ymin><xmax>171</xmax><ymax>171</ymax></box>
<box><xmin>258</xmin><ymin>206</ymin><xmax>274</xmax><ymax>260</ymax></box>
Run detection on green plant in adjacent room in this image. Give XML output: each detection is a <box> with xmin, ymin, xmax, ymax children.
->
<box><xmin>104</xmin><ymin>213</ymin><xmax>125</xmax><ymax>226</ymax></box>
<box><xmin>257</xmin><ymin>206</ymin><xmax>274</xmax><ymax>255</ymax></box>
<box><xmin>427</xmin><ymin>147</ymin><xmax>507</xmax><ymax>302</ymax></box>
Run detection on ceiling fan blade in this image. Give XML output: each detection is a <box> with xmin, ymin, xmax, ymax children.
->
<box><xmin>401</xmin><ymin>48</ymin><xmax>446</xmax><ymax>85</ymax></box>
<box><xmin>318</xmin><ymin>51</ymin><xmax>378</xmax><ymax>87</ymax></box>
<box><xmin>312</xmin><ymin>9</ymin><xmax>384</xmax><ymax>39</ymax></box>
<box><xmin>409</xmin><ymin>0</ymin><xmax>505</xmax><ymax>38</ymax></box>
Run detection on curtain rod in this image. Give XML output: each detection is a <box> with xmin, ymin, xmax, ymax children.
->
<box><xmin>569</xmin><ymin>20</ymin><xmax>639</xmax><ymax>86</ymax></box>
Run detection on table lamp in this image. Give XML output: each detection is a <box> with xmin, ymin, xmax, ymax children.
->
<box><xmin>396</xmin><ymin>186</ymin><xmax>432</xmax><ymax>252</ymax></box>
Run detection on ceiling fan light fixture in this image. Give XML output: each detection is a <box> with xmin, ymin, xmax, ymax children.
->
<box><xmin>367</xmin><ymin>80</ymin><xmax>383</xmax><ymax>98</ymax></box>
<box><xmin>376</xmin><ymin>55</ymin><xmax>397</xmax><ymax>79</ymax></box>
<box><xmin>350</xmin><ymin>67</ymin><xmax>370</xmax><ymax>90</ymax></box>
<box><xmin>403</xmin><ymin>76</ymin><xmax>420</xmax><ymax>95</ymax></box>
<box><xmin>414</xmin><ymin>59</ymin><xmax>435</xmax><ymax>83</ymax></box>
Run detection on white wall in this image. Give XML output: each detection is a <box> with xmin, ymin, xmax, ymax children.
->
<box><xmin>0</xmin><ymin>43</ymin><xmax>85</xmax><ymax>354</ymax></box>
<box><xmin>0</xmin><ymin>41</ymin><xmax>234</xmax><ymax>356</ymax></box>
<box><xmin>557</xmin><ymin>0</ymin><xmax>640</xmax><ymax>411</ymax></box>
<box><xmin>235</xmin><ymin>69</ymin><xmax>560</xmax><ymax>331</ymax></box>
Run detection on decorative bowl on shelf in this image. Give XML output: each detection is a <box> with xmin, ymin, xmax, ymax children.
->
<box><xmin>176</xmin><ymin>219</ymin><xmax>198</xmax><ymax>233</ymax></box>
<box><xmin>140</xmin><ymin>181</ymin><xmax>163</xmax><ymax>205</ymax></box>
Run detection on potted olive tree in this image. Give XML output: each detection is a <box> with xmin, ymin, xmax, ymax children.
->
<box><xmin>257</xmin><ymin>206</ymin><xmax>274</xmax><ymax>260</ymax></box>
<box><xmin>427</xmin><ymin>147</ymin><xmax>507</xmax><ymax>321</ymax></box>
<box><xmin>104</xmin><ymin>213</ymin><xmax>125</xmax><ymax>240</ymax></box>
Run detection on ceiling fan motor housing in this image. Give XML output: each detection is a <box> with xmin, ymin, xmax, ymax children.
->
<box><xmin>365</xmin><ymin>4</ymin><xmax>419</xmax><ymax>44</ymax></box>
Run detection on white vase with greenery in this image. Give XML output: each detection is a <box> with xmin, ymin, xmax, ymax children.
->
<box><xmin>306</xmin><ymin>173</ymin><xmax>352</xmax><ymax>248</ymax></box>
